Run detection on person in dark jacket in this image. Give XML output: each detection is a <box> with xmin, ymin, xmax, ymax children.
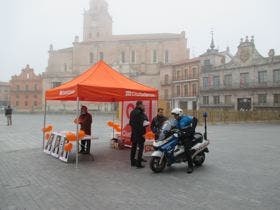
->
<box><xmin>76</xmin><ymin>105</ymin><xmax>92</xmax><ymax>154</ymax></box>
<box><xmin>129</xmin><ymin>101</ymin><xmax>149</xmax><ymax>168</ymax></box>
<box><xmin>151</xmin><ymin>108</ymin><xmax>168</xmax><ymax>140</ymax></box>
<box><xmin>4</xmin><ymin>105</ymin><xmax>13</xmax><ymax>126</ymax></box>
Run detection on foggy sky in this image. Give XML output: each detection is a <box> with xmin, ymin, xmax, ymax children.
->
<box><xmin>1</xmin><ymin>0</ymin><xmax>279</xmax><ymax>82</ymax></box>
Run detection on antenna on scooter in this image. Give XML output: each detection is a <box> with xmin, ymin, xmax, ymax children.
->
<box><xmin>203</xmin><ymin>112</ymin><xmax>208</xmax><ymax>140</ymax></box>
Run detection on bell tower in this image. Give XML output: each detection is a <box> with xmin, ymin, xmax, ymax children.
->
<box><xmin>83</xmin><ymin>0</ymin><xmax>112</xmax><ymax>41</ymax></box>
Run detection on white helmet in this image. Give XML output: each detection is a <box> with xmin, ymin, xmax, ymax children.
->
<box><xmin>171</xmin><ymin>108</ymin><xmax>183</xmax><ymax>116</ymax></box>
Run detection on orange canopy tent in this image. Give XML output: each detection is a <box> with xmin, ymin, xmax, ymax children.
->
<box><xmin>43</xmin><ymin>60</ymin><xmax>158</xmax><ymax>167</ymax></box>
<box><xmin>45</xmin><ymin>60</ymin><xmax>158</xmax><ymax>102</ymax></box>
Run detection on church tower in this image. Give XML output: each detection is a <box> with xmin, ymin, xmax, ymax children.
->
<box><xmin>83</xmin><ymin>0</ymin><xmax>112</xmax><ymax>41</ymax></box>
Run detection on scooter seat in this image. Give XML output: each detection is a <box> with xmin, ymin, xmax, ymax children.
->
<box><xmin>192</xmin><ymin>133</ymin><xmax>203</xmax><ymax>144</ymax></box>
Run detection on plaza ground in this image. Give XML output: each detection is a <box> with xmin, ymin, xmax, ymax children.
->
<box><xmin>0</xmin><ymin>113</ymin><xmax>279</xmax><ymax>210</ymax></box>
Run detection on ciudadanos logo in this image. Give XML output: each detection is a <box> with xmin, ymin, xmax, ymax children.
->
<box><xmin>125</xmin><ymin>90</ymin><xmax>155</xmax><ymax>98</ymax></box>
<box><xmin>59</xmin><ymin>90</ymin><xmax>75</xmax><ymax>96</ymax></box>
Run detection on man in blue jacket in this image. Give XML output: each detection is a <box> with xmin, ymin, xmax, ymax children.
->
<box><xmin>171</xmin><ymin>108</ymin><xmax>197</xmax><ymax>173</ymax></box>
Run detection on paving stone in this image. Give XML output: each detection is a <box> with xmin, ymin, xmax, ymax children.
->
<box><xmin>0</xmin><ymin>114</ymin><xmax>279</xmax><ymax>210</ymax></box>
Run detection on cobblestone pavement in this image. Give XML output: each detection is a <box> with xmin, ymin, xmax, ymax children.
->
<box><xmin>0</xmin><ymin>113</ymin><xmax>279</xmax><ymax>210</ymax></box>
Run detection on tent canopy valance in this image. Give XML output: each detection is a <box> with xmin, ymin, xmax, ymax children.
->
<box><xmin>45</xmin><ymin>61</ymin><xmax>158</xmax><ymax>102</ymax></box>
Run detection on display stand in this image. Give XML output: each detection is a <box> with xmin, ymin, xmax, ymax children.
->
<box><xmin>44</xmin><ymin>131</ymin><xmax>96</xmax><ymax>163</ymax></box>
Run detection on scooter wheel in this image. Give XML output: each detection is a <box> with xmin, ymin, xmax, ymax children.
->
<box><xmin>193</xmin><ymin>152</ymin><xmax>205</xmax><ymax>166</ymax></box>
<box><xmin>150</xmin><ymin>156</ymin><xmax>166</xmax><ymax>173</ymax></box>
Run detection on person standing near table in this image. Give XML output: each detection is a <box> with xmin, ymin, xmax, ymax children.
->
<box><xmin>76</xmin><ymin>105</ymin><xmax>92</xmax><ymax>154</ymax></box>
<box><xmin>129</xmin><ymin>100</ymin><xmax>149</xmax><ymax>168</ymax></box>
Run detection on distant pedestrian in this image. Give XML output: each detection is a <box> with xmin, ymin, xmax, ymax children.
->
<box><xmin>4</xmin><ymin>105</ymin><xmax>13</xmax><ymax>126</ymax></box>
<box><xmin>151</xmin><ymin>108</ymin><xmax>168</xmax><ymax>140</ymax></box>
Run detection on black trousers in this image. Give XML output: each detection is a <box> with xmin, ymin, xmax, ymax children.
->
<box><xmin>80</xmin><ymin>139</ymin><xmax>91</xmax><ymax>153</ymax></box>
<box><xmin>130</xmin><ymin>134</ymin><xmax>145</xmax><ymax>162</ymax></box>
<box><xmin>181</xmin><ymin>136</ymin><xmax>194</xmax><ymax>167</ymax></box>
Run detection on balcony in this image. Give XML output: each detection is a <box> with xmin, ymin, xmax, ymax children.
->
<box><xmin>201</xmin><ymin>65</ymin><xmax>213</xmax><ymax>73</ymax></box>
<box><xmin>160</xmin><ymin>81</ymin><xmax>171</xmax><ymax>86</ymax></box>
<box><xmin>199</xmin><ymin>103</ymin><xmax>234</xmax><ymax>108</ymax></box>
<box><xmin>201</xmin><ymin>81</ymin><xmax>280</xmax><ymax>92</ymax></box>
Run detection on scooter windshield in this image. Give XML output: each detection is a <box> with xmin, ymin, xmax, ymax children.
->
<box><xmin>157</xmin><ymin>120</ymin><xmax>172</xmax><ymax>141</ymax></box>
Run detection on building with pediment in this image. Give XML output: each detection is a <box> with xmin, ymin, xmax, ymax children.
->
<box><xmin>199</xmin><ymin>36</ymin><xmax>280</xmax><ymax>111</ymax></box>
<box><xmin>43</xmin><ymin>0</ymin><xmax>189</xmax><ymax>111</ymax></box>
<box><xmin>10</xmin><ymin>65</ymin><xmax>42</xmax><ymax>112</ymax></box>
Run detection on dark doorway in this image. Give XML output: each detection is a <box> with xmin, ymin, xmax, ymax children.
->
<box><xmin>237</xmin><ymin>98</ymin><xmax>251</xmax><ymax>111</ymax></box>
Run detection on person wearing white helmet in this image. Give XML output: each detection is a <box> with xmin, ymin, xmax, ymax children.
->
<box><xmin>171</xmin><ymin>107</ymin><xmax>197</xmax><ymax>173</ymax></box>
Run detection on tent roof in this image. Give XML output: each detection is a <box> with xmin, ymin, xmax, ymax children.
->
<box><xmin>45</xmin><ymin>61</ymin><xmax>158</xmax><ymax>102</ymax></box>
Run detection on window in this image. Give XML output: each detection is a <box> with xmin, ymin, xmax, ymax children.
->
<box><xmin>164</xmin><ymin>89</ymin><xmax>168</xmax><ymax>99</ymax></box>
<box><xmin>16</xmin><ymin>95</ymin><xmax>19</xmax><ymax>99</ymax></box>
<box><xmin>273</xmin><ymin>69</ymin><xmax>280</xmax><ymax>83</ymax></box>
<box><xmin>16</xmin><ymin>85</ymin><xmax>20</xmax><ymax>90</ymax></box>
<box><xmin>274</xmin><ymin>94</ymin><xmax>280</xmax><ymax>105</ymax></box>
<box><xmin>224</xmin><ymin>74</ymin><xmax>232</xmax><ymax>87</ymax></box>
<box><xmin>34</xmin><ymin>101</ymin><xmax>37</xmax><ymax>106</ymax></box>
<box><xmin>184</xmin><ymin>69</ymin><xmax>188</xmax><ymax>80</ymax></box>
<box><xmin>64</xmin><ymin>63</ymin><xmax>67</xmax><ymax>72</ymax></box>
<box><xmin>34</xmin><ymin>84</ymin><xmax>37</xmax><ymax>90</ymax></box>
<box><xmin>203</xmin><ymin>77</ymin><xmax>208</xmax><ymax>88</ymax></box>
<box><xmin>131</xmin><ymin>50</ymin><xmax>136</xmax><ymax>63</ymax></box>
<box><xmin>213</xmin><ymin>96</ymin><xmax>220</xmax><ymax>104</ymax></box>
<box><xmin>213</xmin><ymin>76</ymin><xmax>220</xmax><ymax>88</ymax></box>
<box><xmin>25</xmin><ymin>101</ymin><xmax>28</xmax><ymax>106</ymax></box>
<box><xmin>184</xmin><ymin>84</ymin><xmax>188</xmax><ymax>96</ymax></box>
<box><xmin>152</xmin><ymin>50</ymin><xmax>157</xmax><ymax>63</ymax></box>
<box><xmin>164</xmin><ymin>74</ymin><xmax>169</xmax><ymax>84</ymax></box>
<box><xmin>121</xmin><ymin>51</ymin><xmax>125</xmax><ymax>63</ymax></box>
<box><xmin>225</xmin><ymin>95</ymin><xmax>232</xmax><ymax>104</ymax></box>
<box><xmin>176</xmin><ymin>70</ymin><xmax>181</xmax><ymax>80</ymax></box>
<box><xmin>89</xmin><ymin>52</ymin><xmax>94</xmax><ymax>63</ymax></box>
<box><xmin>204</xmin><ymin>59</ymin><xmax>210</xmax><ymax>65</ymax></box>
<box><xmin>192</xmin><ymin>67</ymin><xmax>198</xmax><ymax>78</ymax></box>
<box><xmin>258</xmin><ymin>71</ymin><xmax>267</xmax><ymax>83</ymax></box>
<box><xmin>34</xmin><ymin>95</ymin><xmax>37</xmax><ymax>99</ymax></box>
<box><xmin>164</xmin><ymin>50</ymin><xmax>169</xmax><ymax>64</ymax></box>
<box><xmin>25</xmin><ymin>85</ymin><xmax>29</xmax><ymax>91</ymax></box>
<box><xmin>203</xmin><ymin>96</ymin><xmax>209</xmax><ymax>105</ymax></box>
<box><xmin>240</xmin><ymin>73</ymin><xmax>249</xmax><ymax>86</ymax></box>
<box><xmin>27</xmin><ymin>73</ymin><xmax>30</xmax><ymax>79</ymax></box>
<box><xmin>25</xmin><ymin>95</ymin><xmax>29</xmax><ymax>99</ymax></box>
<box><xmin>192</xmin><ymin>83</ymin><xmax>197</xmax><ymax>96</ymax></box>
<box><xmin>52</xmin><ymin>82</ymin><xmax>61</xmax><ymax>88</ymax></box>
<box><xmin>99</xmin><ymin>52</ymin><xmax>104</xmax><ymax>60</ymax></box>
<box><xmin>176</xmin><ymin>85</ymin><xmax>180</xmax><ymax>97</ymax></box>
<box><xmin>258</xmin><ymin>94</ymin><xmax>267</xmax><ymax>105</ymax></box>
<box><xmin>16</xmin><ymin>101</ymin><xmax>19</xmax><ymax>106</ymax></box>
<box><xmin>88</xmin><ymin>33</ymin><xmax>92</xmax><ymax>39</ymax></box>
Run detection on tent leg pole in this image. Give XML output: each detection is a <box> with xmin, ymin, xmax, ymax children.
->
<box><xmin>42</xmin><ymin>99</ymin><xmax>47</xmax><ymax>150</ymax></box>
<box><xmin>75</xmin><ymin>97</ymin><xmax>80</xmax><ymax>169</ymax></box>
<box><xmin>112</xmin><ymin>104</ymin><xmax>115</xmax><ymax>139</ymax></box>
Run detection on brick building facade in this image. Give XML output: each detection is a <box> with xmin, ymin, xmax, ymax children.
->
<box><xmin>10</xmin><ymin>65</ymin><xmax>42</xmax><ymax>112</ymax></box>
<box><xmin>160</xmin><ymin>58</ymin><xmax>200</xmax><ymax>110</ymax></box>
